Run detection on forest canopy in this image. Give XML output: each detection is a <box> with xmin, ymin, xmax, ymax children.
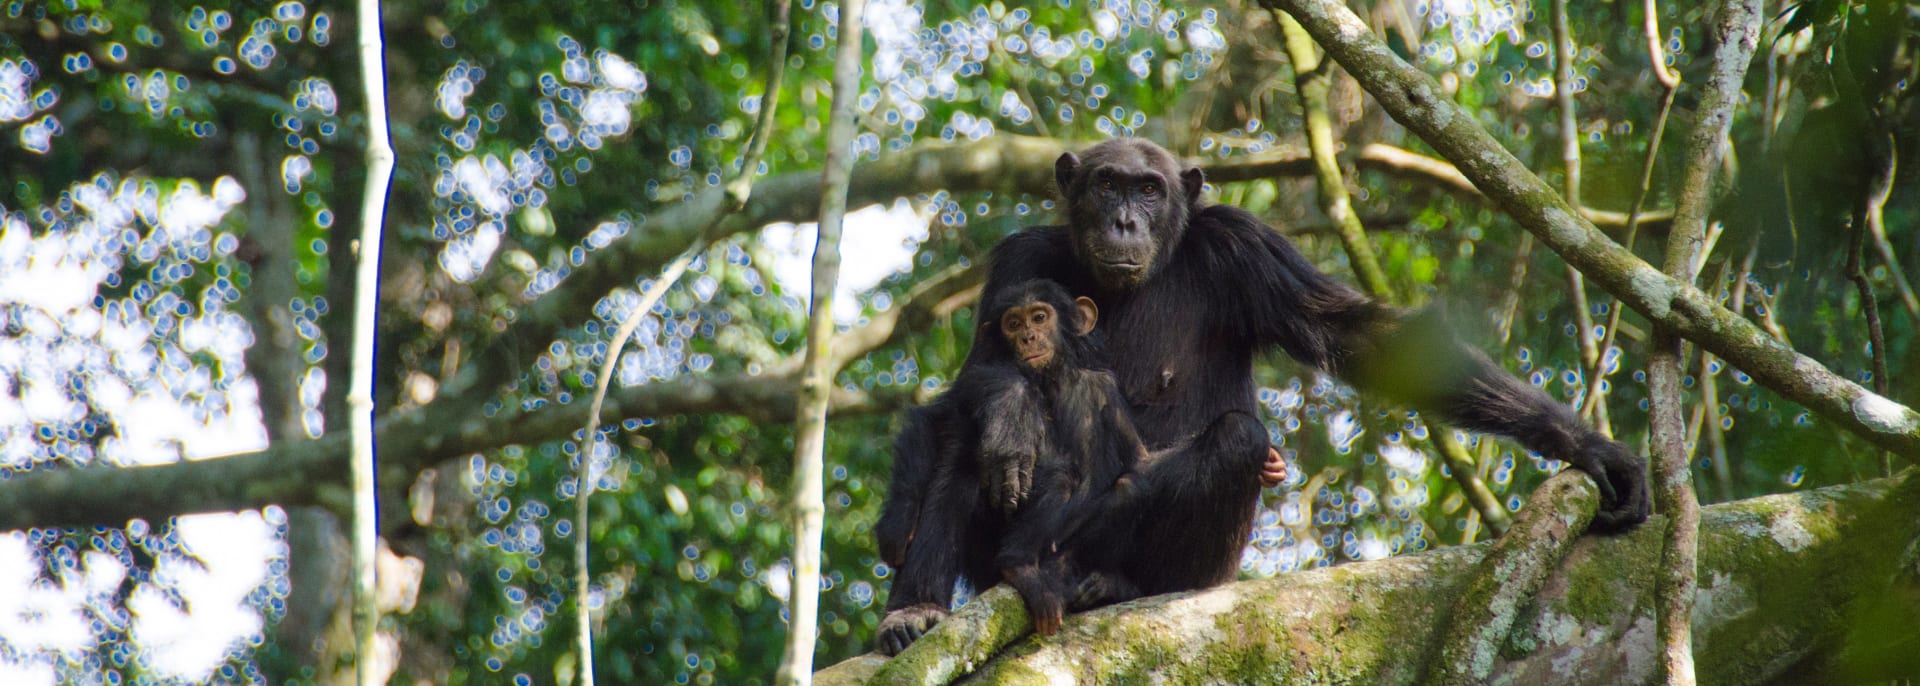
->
<box><xmin>0</xmin><ymin>0</ymin><xmax>1915</xmax><ymax>683</ymax></box>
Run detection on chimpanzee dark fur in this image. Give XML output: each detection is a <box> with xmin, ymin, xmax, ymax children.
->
<box><xmin>874</xmin><ymin>138</ymin><xmax>1650</xmax><ymax>654</ymax></box>
<box><xmin>979</xmin><ymin>279</ymin><xmax>1148</xmax><ymax>636</ymax></box>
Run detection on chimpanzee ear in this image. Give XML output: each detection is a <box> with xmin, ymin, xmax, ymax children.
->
<box><xmin>1072</xmin><ymin>296</ymin><xmax>1098</xmax><ymax>336</ymax></box>
<box><xmin>1055</xmin><ymin>152</ymin><xmax>1081</xmax><ymax>200</ymax></box>
<box><xmin>1181</xmin><ymin>166</ymin><xmax>1205</xmax><ymax>205</ymax></box>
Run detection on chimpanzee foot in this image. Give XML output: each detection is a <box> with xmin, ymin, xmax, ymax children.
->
<box><xmin>1069</xmin><ymin>570</ymin><xmax>1141</xmax><ymax>611</ymax></box>
<box><xmin>876</xmin><ymin>603</ymin><xmax>948</xmax><ymax>656</ymax></box>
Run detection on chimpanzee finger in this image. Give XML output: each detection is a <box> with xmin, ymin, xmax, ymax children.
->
<box><xmin>1590</xmin><ymin>463</ymin><xmax>1620</xmax><ymax>512</ymax></box>
<box><xmin>1013</xmin><ymin>453</ymin><xmax>1029</xmax><ymax>503</ymax></box>
<box><xmin>1002</xmin><ymin>460</ymin><xmax>1024</xmax><ymax>511</ymax></box>
<box><xmin>998</xmin><ymin>466</ymin><xmax>1013</xmax><ymax>511</ymax></box>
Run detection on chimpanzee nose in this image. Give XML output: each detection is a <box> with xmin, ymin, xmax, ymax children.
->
<box><xmin>1112</xmin><ymin>216</ymin><xmax>1141</xmax><ymax>236</ymax></box>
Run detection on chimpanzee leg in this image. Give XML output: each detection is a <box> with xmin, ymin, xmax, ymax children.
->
<box><xmin>876</xmin><ymin>458</ymin><xmax>992</xmax><ymax>655</ymax></box>
<box><xmin>875</xmin><ymin>405</ymin><xmax>942</xmax><ymax>568</ymax></box>
<box><xmin>1113</xmin><ymin>410</ymin><xmax>1268</xmax><ymax>596</ymax></box>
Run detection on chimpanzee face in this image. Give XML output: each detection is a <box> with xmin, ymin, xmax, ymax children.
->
<box><xmin>992</xmin><ymin>281</ymin><xmax>1100</xmax><ymax>373</ymax></box>
<box><xmin>1001</xmin><ymin>300</ymin><xmax>1061</xmax><ymax>370</ymax></box>
<box><xmin>1055</xmin><ymin>139</ymin><xmax>1205</xmax><ymax>292</ymax></box>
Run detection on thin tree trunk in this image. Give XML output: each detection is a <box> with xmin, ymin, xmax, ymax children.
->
<box><xmin>350</xmin><ymin>0</ymin><xmax>394</xmax><ymax>682</ymax></box>
<box><xmin>1648</xmin><ymin>1</ymin><xmax>1762</xmax><ymax>682</ymax></box>
<box><xmin>1551</xmin><ymin>0</ymin><xmax>1610</xmax><ymax>436</ymax></box>
<box><xmin>775</xmin><ymin>0</ymin><xmax>864</xmax><ymax>682</ymax></box>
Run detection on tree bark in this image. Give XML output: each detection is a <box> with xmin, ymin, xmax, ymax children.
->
<box><xmin>818</xmin><ymin>470</ymin><xmax>1920</xmax><ymax>685</ymax></box>
<box><xmin>350</xmin><ymin>0</ymin><xmax>396</xmax><ymax>681</ymax></box>
<box><xmin>776</xmin><ymin>0</ymin><xmax>865</xmax><ymax>681</ymax></box>
<box><xmin>1645</xmin><ymin>0</ymin><xmax>1763</xmax><ymax>681</ymax></box>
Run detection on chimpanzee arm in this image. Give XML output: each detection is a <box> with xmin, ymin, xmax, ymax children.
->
<box><xmin>1201</xmin><ymin>204</ymin><xmax>1649</xmax><ymax>531</ymax></box>
<box><xmin>972</xmin><ymin>372</ymin><xmax>1049</xmax><ymax>514</ymax></box>
<box><xmin>956</xmin><ymin>225</ymin><xmax>1077</xmax><ymax>511</ymax></box>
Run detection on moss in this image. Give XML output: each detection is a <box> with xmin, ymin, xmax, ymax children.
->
<box><xmin>825</xmin><ymin>472</ymin><xmax>1920</xmax><ymax>685</ymax></box>
<box><xmin>813</xmin><ymin>654</ymin><xmax>887</xmax><ymax>686</ymax></box>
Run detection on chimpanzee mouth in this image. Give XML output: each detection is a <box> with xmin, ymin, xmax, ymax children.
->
<box><xmin>1098</xmin><ymin>259</ymin><xmax>1143</xmax><ymax>271</ymax></box>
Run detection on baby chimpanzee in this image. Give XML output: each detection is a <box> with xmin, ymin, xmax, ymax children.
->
<box><xmin>985</xmin><ymin>278</ymin><xmax>1146</xmax><ymax>635</ymax></box>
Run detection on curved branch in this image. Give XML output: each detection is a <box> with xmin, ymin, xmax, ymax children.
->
<box><xmin>1264</xmin><ymin>0</ymin><xmax>1920</xmax><ymax>459</ymax></box>
<box><xmin>1206</xmin><ymin>143</ymin><xmax>1674</xmax><ymax>232</ymax></box>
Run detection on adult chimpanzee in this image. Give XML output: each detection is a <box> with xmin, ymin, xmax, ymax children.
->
<box><xmin>983</xmin><ymin>279</ymin><xmax>1148</xmax><ymax>636</ymax></box>
<box><xmin>874</xmin><ymin>137</ymin><xmax>1650</xmax><ymax>653</ymax></box>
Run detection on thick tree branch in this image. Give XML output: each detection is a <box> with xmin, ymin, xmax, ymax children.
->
<box><xmin>819</xmin><ymin>470</ymin><xmax>1920</xmax><ymax>685</ymax></box>
<box><xmin>439</xmin><ymin>136</ymin><xmax>1070</xmax><ymax>401</ymax></box>
<box><xmin>1264</xmin><ymin>0</ymin><xmax>1920</xmax><ymax>458</ymax></box>
<box><xmin>0</xmin><ymin>255</ymin><xmax>977</xmax><ymax>531</ymax></box>
<box><xmin>1427</xmin><ymin>471</ymin><xmax>1597</xmax><ymax>685</ymax></box>
<box><xmin>443</xmin><ymin>135</ymin><xmax>1669</xmax><ymax>405</ymax></box>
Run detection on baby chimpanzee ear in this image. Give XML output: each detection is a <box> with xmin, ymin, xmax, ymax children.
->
<box><xmin>1072</xmin><ymin>296</ymin><xmax>1098</xmax><ymax>336</ymax></box>
<box><xmin>1181</xmin><ymin>166</ymin><xmax>1205</xmax><ymax>205</ymax></box>
<box><xmin>1055</xmin><ymin>152</ymin><xmax>1082</xmax><ymax>200</ymax></box>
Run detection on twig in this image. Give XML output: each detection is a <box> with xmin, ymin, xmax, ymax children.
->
<box><xmin>571</xmin><ymin>243</ymin><xmax>703</xmax><ymax>684</ymax></box>
<box><xmin>1849</xmin><ymin>130</ymin><xmax>1896</xmax><ymax>478</ymax></box>
<box><xmin>577</xmin><ymin>4</ymin><xmax>792</xmax><ymax>683</ymax></box>
<box><xmin>1552</xmin><ymin>0</ymin><xmax>1609</xmax><ymax>436</ymax></box>
<box><xmin>1582</xmin><ymin>0</ymin><xmax>1682</xmax><ymax>426</ymax></box>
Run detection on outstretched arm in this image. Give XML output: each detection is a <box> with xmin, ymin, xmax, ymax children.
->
<box><xmin>1205</xmin><ymin>203</ymin><xmax>1649</xmax><ymax>531</ymax></box>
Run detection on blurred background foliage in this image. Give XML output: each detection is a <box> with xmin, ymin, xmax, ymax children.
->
<box><xmin>1</xmin><ymin>0</ymin><xmax>1916</xmax><ymax>683</ymax></box>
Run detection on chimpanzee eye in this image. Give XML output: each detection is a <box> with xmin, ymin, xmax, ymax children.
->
<box><xmin>1140</xmin><ymin>183</ymin><xmax>1158</xmax><ymax>197</ymax></box>
<box><xmin>1100</xmin><ymin>177</ymin><xmax>1115</xmax><ymax>193</ymax></box>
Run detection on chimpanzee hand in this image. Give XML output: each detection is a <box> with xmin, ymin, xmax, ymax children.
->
<box><xmin>1567</xmin><ymin>433</ymin><xmax>1651</xmax><ymax>533</ymax></box>
<box><xmin>1260</xmin><ymin>446</ymin><xmax>1288</xmax><ymax>488</ymax></box>
<box><xmin>983</xmin><ymin>448</ymin><xmax>1037</xmax><ymax>513</ymax></box>
<box><xmin>1003</xmin><ymin>562</ymin><xmax>1067</xmax><ymax>635</ymax></box>
<box><xmin>977</xmin><ymin>383</ymin><xmax>1048</xmax><ymax>513</ymax></box>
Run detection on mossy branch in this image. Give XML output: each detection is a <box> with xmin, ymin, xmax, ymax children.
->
<box><xmin>818</xmin><ymin>471</ymin><xmax>1920</xmax><ymax>685</ymax></box>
